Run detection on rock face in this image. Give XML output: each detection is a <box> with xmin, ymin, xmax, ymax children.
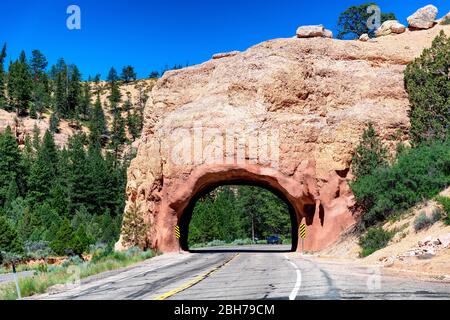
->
<box><xmin>407</xmin><ymin>5</ymin><xmax>438</xmax><ymax>29</ymax></box>
<box><xmin>116</xmin><ymin>24</ymin><xmax>450</xmax><ymax>253</ymax></box>
<box><xmin>375</xmin><ymin>20</ymin><xmax>406</xmax><ymax>37</ymax></box>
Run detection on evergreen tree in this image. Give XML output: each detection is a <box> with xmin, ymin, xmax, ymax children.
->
<box><xmin>30</xmin><ymin>50</ymin><xmax>48</xmax><ymax>79</ymax></box>
<box><xmin>149</xmin><ymin>71</ymin><xmax>159</xmax><ymax>79</ymax></box>
<box><xmin>27</xmin><ymin>130</ymin><xmax>59</xmax><ymax>203</ymax></box>
<box><xmin>50</xmin><ymin>218</ymin><xmax>74</xmax><ymax>256</ymax></box>
<box><xmin>30</xmin><ymin>50</ymin><xmax>50</xmax><ymax>117</ymax></box>
<box><xmin>67</xmin><ymin>134</ymin><xmax>90</xmax><ymax>215</ymax></box>
<box><xmin>121</xmin><ymin>202</ymin><xmax>146</xmax><ymax>248</ymax></box>
<box><xmin>88</xmin><ymin>94</ymin><xmax>107</xmax><ymax>145</ymax></box>
<box><xmin>49</xmin><ymin>147</ymin><xmax>70</xmax><ymax>217</ymax></box>
<box><xmin>8</xmin><ymin>51</ymin><xmax>33</xmax><ymax>115</ymax></box>
<box><xmin>71</xmin><ymin>225</ymin><xmax>91</xmax><ymax>256</ymax></box>
<box><xmin>0</xmin><ymin>127</ymin><xmax>23</xmax><ymax>207</ymax></box>
<box><xmin>127</xmin><ymin>110</ymin><xmax>142</xmax><ymax>140</ymax></box>
<box><xmin>121</xmin><ymin>65</ymin><xmax>137</xmax><ymax>82</ymax></box>
<box><xmin>53</xmin><ymin>59</ymin><xmax>68</xmax><ymax>117</ymax></box>
<box><xmin>79</xmin><ymin>82</ymin><xmax>91</xmax><ymax>120</ymax></box>
<box><xmin>67</xmin><ymin>64</ymin><xmax>82</xmax><ymax>120</ymax></box>
<box><xmin>49</xmin><ymin>112</ymin><xmax>60</xmax><ymax>133</ymax></box>
<box><xmin>86</xmin><ymin>144</ymin><xmax>115</xmax><ymax>214</ymax></box>
<box><xmin>0</xmin><ymin>216</ymin><xmax>23</xmax><ymax>263</ymax></box>
<box><xmin>404</xmin><ymin>31</ymin><xmax>450</xmax><ymax>144</ymax></box>
<box><xmin>110</xmin><ymin>111</ymin><xmax>127</xmax><ymax>156</ymax></box>
<box><xmin>0</xmin><ymin>43</ymin><xmax>7</xmax><ymax>110</ymax></box>
<box><xmin>18</xmin><ymin>206</ymin><xmax>41</xmax><ymax>241</ymax></box>
<box><xmin>351</xmin><ymin>123</ymin><xmax>388</xmax><ymax>179</ymax></box>
<box><xmin>107</xmin><ymin>67</ymin><xmax>121</xmax><ymax>113</ymax></box>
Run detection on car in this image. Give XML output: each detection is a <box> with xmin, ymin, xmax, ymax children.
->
<box><xmin>266</xmin><ymin>235</ymin><xmax>282</xmax><ymax>245</ymax></box>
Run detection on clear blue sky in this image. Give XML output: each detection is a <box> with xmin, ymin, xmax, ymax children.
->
<box><xmin>1</xmin><ymin>0</ymin><xmax>449</xmax><ymax>79</ymax></box>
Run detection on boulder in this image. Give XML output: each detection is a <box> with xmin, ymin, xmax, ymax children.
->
<box><xmin>407</xmin><ymin>5</ymin><xmax>438</xmax><ymax>29</ymax></box>
<box><xmin>375</xmin><ymin>20</ymin><xmax>406</xmax><ymax>37</ymax></box>
<box><xmin>438</xmin><ymin>233</ymin><xmax>450</xmax><ymax>248</ymax></box>
<box><xmin>359</xmin><ymin>33</ymin><xmax>370</xmax><ymax>42</ymax></box>
<box><xmin>296</xmin><ymin>25</ymin><xmax>325</xmax><ymax>38</ymax></box>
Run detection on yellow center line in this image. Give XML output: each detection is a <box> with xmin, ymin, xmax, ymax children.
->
<box><xmin>152</xmin><ymin>253</ymin><xmax>239</xmax><ymax>300</ymax></box>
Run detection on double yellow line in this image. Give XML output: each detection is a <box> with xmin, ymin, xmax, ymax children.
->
<box><xmin>153</xmin><ymin>254</ymin><xmax>239</xmax><ymax>300</ymax></box>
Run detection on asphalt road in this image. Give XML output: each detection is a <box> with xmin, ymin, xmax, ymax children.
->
<box><xmin>0</xmin><ymin>270</ymin><xmax>34</xmax><ymax>285</ymax></box>
<box><xmin>33</xmin><ymin>245</ymin><xmax>450</xmax><ymax>300</ymax></box>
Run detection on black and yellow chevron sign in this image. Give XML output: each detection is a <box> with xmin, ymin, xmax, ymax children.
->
<box><xmin>175</xmin><ymin>225</ymin><xmax>181</xmax><ymax>239</ymax></box>
<box><xmin>299</xmin><ymin>224</ymin><xmax>306</xmax><ymax>239</ymax></box>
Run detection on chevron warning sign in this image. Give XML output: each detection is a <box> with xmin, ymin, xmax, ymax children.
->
<box><xmin>175</xmin><ymin>225</ymin><xmax>181</xmax><ymax>239</ymax></box>
<box><xmin>299</xmin><ymin>224</ymin><xmax>306</xmax><ymax>239</ymax></box>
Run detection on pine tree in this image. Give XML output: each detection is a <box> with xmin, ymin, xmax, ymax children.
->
<box><xmin>110</xmin><ymin>111</ymin><xmax>127</xmax><ymax>156</ymax></box>
<box><xmin>0</xmin><ymin>127</ymin><xmax>23</xmax><ymax>207</ymax></box>
<box><xmin>121</xmin><ymin>202</ymin><xmax>146</xmax><ymax>248</ymax></box>
<box><xmin>0</xmin><ymin>43</ymin><xmax>7</xmax><ymax>110</ymax></box>
<box><xmin>49</xmin><ymin>147</ymin><xmax>70</xmax><ymax>216</ymax></box>
<box><xmin>67</xmin><ymin>134</ymin><xmax>90</xmax><ymax>215</ymax></box>
<box><xmin>88</xmin><ymin>94</ymin><xmax>107</xmax><ymax>145</ymax></box>
<box><xmin>53</xmin><ymin>59</ymin><xmax>68</xmax><ymax>117</ymax></box>
<box><xmin>8</xmin><ymin>51</ymin><xmax>32</xmax><ymax>116</ymax></box>
<box><xmin>27</xmin><ymin>130</ymin><xmax>59</xmax><ymax>203</ymax></box>
<box><xmin>49</xmin><ymin>112</ymin><xmax>60</xmax><ymax>133</ymax></box>
<box><xmin>86</xmin><ymin>144</ymin><xmax>114</xmax><ymax>213</ymax></box>
<box><xmin>67</xmin><ymin>64</ymin><xmax>82</xmax><ymax>121</ymax></box>
<box><xmin>107</xmin><ymin>67</ymin><xmax>121</xmax><ymax>113</ymax></box>
<box><xmin>30</xmin><ymin>50</ymin><xmax>48</xmax><ymax>79</ymax></box>
<box><xmin>30</xmin><ymin>50</ymin><xmax>50</xmax><ymax>117</ymax></box>
<box><xmin>121</xmin><ymin>65</ymin><xmax>137</xmax><ymax>83</ymax></box>
<box><xmin>351</xmin><ymin>123</ymin><xmax>388</xmax><ymax>179</ymax></box>
<box><xmin>0</xmin><ymin>216</ymin><xmax>23</xmax><ymax>263</ymax></box>
<box><xmin>127</xmin><ymin>110</ymin><xmax>142</xmax><ymax>140</ymax></box>
<box><xmin>79</xmin><ymin>82</ymin><xmax>91</xmax><ymax>120</ymax></box>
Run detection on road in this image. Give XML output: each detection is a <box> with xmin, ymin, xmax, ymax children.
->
<box><xmin>0</xmin><ymin>270</ymin><xmax>34</xmax><ymax>285</ymax></box>
<box><xmin>33</xmin><ymin>245</ymin><xmax>450</xmax><ymax>300</ymax></box>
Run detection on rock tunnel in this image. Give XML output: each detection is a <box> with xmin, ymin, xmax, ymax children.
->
<box><xmin>113</xmin><ymin>26</ymin><xmax>437</xmax><ymax>253</ymax></box>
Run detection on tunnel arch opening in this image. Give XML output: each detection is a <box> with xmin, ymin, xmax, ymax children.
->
<box><xmin>178</xmin><ymin>179</ymin><xmax>299</xmax><ymax>252</ymax></box>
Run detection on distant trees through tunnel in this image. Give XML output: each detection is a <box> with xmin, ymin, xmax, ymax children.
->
<box><xmin>187</xmin><ymin>185</ymin><xmax>293</xmax><ymax>248</ymax></box>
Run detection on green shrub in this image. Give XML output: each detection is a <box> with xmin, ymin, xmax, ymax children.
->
<box><xmin>359</xmin><ymin>227</ymin><xmax>394</xmax><ymax>257</ymax></box>
<box><xmin>352</xmin><ymin>140</ymin><xmax>450</xmax><ymax>227</ymax></box>
<box><xmin>436</xmin><ymin>196</ymin><xmax>450</xmax><ymax>225</ymax></box>
<box><xmin>352</xmin><ymin>123</ymin><xmax>388</xmax><ymax>179</ymax></box>
<box><xmin>414</xmin><ymin>212</ymin><xmax>434</xmax><ymax>232</ymax></box>
<box><xmin>404</xmin><ymin>31</ymin><xmax>450</xmax><ymax>144</ymax></box>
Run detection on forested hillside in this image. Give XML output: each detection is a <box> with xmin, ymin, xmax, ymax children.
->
<box><xmin>0</xmin><ymin>45</ymin><xmax>157</xmax><ymax>262</ymax></box>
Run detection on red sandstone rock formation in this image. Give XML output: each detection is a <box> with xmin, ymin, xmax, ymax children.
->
<box><xmin>116</xmin><ymin>24</ymin><xmax>450</xmax><ymax>253</ymax></box>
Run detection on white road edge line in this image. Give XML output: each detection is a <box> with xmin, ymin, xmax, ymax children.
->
<box><xmin>285</xmin><ymin>255</ymin><xmax>302</xmax><ymax>301</ymax></box>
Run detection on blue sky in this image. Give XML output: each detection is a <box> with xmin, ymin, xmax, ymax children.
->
<box><xmin>1</xmin><ymin>0</ymin><xmax>449</xmax><ymax>79</ymax></box>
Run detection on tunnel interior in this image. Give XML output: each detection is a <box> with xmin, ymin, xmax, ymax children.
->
<box><xmin>178</xmin><ymin>179</ymin><xmax>299</xmax><ymax>252</ymax></box>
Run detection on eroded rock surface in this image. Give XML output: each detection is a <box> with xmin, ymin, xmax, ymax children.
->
<box><xmin>117</xmin><ymin>24</ymin><xmax>450</xmax><ymax>253</ymax></box>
